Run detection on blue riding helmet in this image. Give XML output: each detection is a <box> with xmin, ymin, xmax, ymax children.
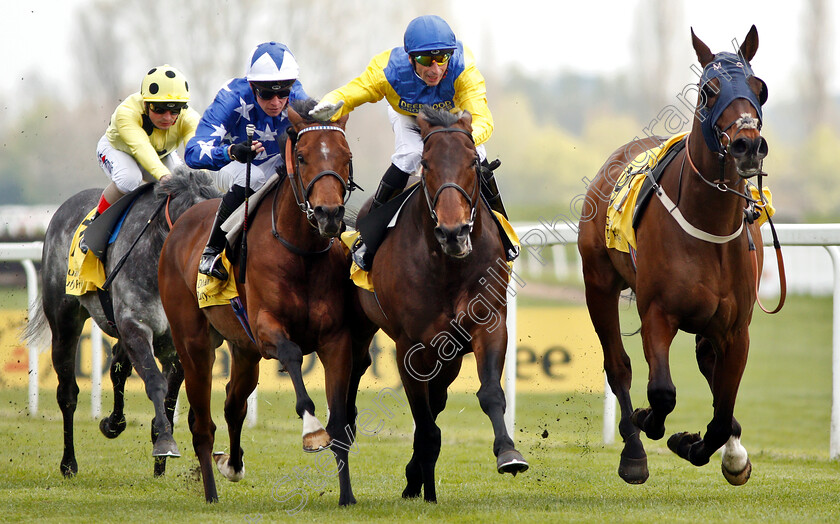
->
<box><xmin>698</xmin><ymin>52</ymin><xmax>767</xmax><ymax>154</ymax></box>
<box><xmin>404</xmin><ymin>15</ymin><xmax>456</xmax><ymax>55</ymax></box>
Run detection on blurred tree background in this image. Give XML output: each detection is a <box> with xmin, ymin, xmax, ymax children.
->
<box><xmin>0</xmin><ymin>0</ymin><xmax>837</xmax><ymax>222</ymax></box>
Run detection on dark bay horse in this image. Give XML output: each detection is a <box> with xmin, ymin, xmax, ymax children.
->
<box><xmin>158</xmin><ymin>100</ymin><xmax>368</xmax><ymax>505</ymax></box>
<box><xmin>578</xmin><ymin>26</ymin><xmax>770</xmax><ymax>485</ymax></box>
<box><xmin>354</xmin><ymin>106</ymin><xmax>528</xmax><ymax>503</ymax></box>
<box><xmin>23</xmin><ymin>168</ymin><xmax>220</xmax><ymax>477</ymax></box>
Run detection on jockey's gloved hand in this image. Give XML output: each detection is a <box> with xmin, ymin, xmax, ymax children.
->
<box><xmin>309</xmin><ymin>100</ymin><xmax>344</xmax><ymax>121</ymax></box>
<box><xmin>229</xmin><ymin>142</ymin><xmax>257</xmax><ymax>163</ymax></box>
<box><xmin>480</xmin><ymin>158</ymin><xmax>502</xmax><ymax>181</ymax></box>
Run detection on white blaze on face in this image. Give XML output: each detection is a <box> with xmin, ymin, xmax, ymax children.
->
<box><xmin>320</xmin><ymin>141</ymin><xmax>330</xmax><ymax>161</ymax></box>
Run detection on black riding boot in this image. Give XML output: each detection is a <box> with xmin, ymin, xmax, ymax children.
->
<box><xmin>480</xmin><ymin>158</ymin><xmax>508</xmax><ymax>219</ymax></box>
<box><xmin>371</xmin><ymin>163</ymin><xmax>410</xmax><ymax>209</ymax></box>
<box><xmin>198</xmin><ymin>185</ymin><xmax>249</xmax><ymax>280</ymax></box>
<box><xmin>354</xmin><ymin>164</ymin><xmax>410</xmax><ymax>270</ymax></box>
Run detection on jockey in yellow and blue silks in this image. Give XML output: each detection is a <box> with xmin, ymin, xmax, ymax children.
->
<box><xmin>310</xmin><ymin>15</ymin><xmax>507</xmax><ymax>269</ymax></box>
<box><xmin>80</xmin><ymin>65</ymin><xmax>199</xmax><ymax>254</ymax></box>
<box><xmin>186</xmin><ymin>41</ymin><xmax>308</xmax><ymax>281</ymax></box>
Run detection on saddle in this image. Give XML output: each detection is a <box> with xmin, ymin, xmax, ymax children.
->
<box><xmin>83</xmin><ymin>183</ymin><xmax>154</xmax><ymax>260</ymax></box>
<box><xmin>632</xmin><ymin>137</ymin><xmax>687</xmax><ymax>229</ymax></box>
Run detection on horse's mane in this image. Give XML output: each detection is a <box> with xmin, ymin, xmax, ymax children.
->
<box><xmin>150</xmin><ymin>166</ymin><xmax>221</xmax><ymax>252</ymax></box>
<box><xmin>290</xmin><ymin>98</ymin><xmax>321</xmax><ymax>124</ymax></box>
<box><xmin>419</xmin><ymin>105</ymin><xmax>461</xmax><ymax>128</ymax></box>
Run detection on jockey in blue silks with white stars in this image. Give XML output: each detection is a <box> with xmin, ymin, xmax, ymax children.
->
<box><xmin>186</xmin><ymin>41</ymin><xmax>308</xmax><ymax>281</ymax></box>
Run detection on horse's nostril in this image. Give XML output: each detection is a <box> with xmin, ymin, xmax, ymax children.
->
<box><xmin>756</xmin><ymin>137</ymin><xmax>769</xmax><ymax>159</ymax></box>
<box><xmin>433</xmin><ymin>226</ymin><xmax>446</xmax><ymax>244</ymax></box>
<box><xmin>728</xmin><ymin>138</ymin><xmax>749</xmax><ymax>158</ymax></box>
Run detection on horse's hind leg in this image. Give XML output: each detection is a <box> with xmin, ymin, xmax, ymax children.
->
<box><xmin>668</xmin><ymin>334</ymin><xmax>751</xmax><ymax>484</ymax></box>
<box><xmin>581</xmin><ymin>259</ymin><xmax>648</xmax><ymax>483</ymax></box>
<box><xmin>154</xmin><ymin>353</ymin><xmax>184</xmax><ymax>477</ymax></box>
<box><xmin>214</xmin><ymin>344</ymin><xmax>259</xmax><ymax>483</ymax></box>
<box><xmin>99</xmin><ymin>341</ymin><xmax>130</xmax><ymax>439</ymax></box>
<box><xmin>46</xmin><ymin>297</ymin><xmax>86</xmax><ymax>477</ymax></box>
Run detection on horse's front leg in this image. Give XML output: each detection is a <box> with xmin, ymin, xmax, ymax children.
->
<box><xmin>472</xmin><ymin>332</ymin><xmax>528</xmax><ymax>475</ymax></box>
<box><xmin>668</xmin><ymin>331</ymin><xmax>751</xmax><ymax>484</ymax></box>
<box><xmin>396</xmin><ymin>338</ymin><xmax>444</xmax><ymax>503</ymax></box>
<box><xmin>118</xmin><ymin>320</ymin><xmax>180</xmax><ymax>458</ymax></box>
<box><xmin>318</xmin><ymin>331</ymin><xmax>358</xmax><ymax>506</ymax></box>
<box><xmin>213</xmin><ymin>344</ymin><xmax>260</xmax><ymax>483</ymax></box>
<box><xmin>262</xmin><ymin>327</ymin><xmax>329</xmax><ymax>452</ymax></box>
<box><xmin>99</xmin><ymin>341</ymin><xmax>130</xmax><ymax>439</ymax></box>
<box><xmin>632</xmin><ymin>305</ymin><xmax>678</xmax><ymax>441</ymax></box>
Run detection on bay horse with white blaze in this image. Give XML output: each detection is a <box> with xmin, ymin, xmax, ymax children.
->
<box><xmin>578</xmin><ymin>26</ymin><xmax>771</xmax><ymax>485</ymax></box>
<box><xmin>158</xmin><ymin>100</ymin><xmax>367</xmax><ymax>505</ymax></box>
<box><xmin>354</xmin><ymin>105</ymin><xmax>528</xmax><ymax>503</ymax></box>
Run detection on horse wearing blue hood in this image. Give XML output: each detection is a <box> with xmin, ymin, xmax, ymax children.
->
<box><xmin>578</xmin><ymin>25</ymin><xmax>774</xmax><ymax>485</ymax></box>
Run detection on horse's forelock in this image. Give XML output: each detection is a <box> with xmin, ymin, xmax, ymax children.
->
<box><xmin>290</xmin><ymin>98</ymin><xmax>320</xmax><ymax>124</ymax></box>
<box><xmin>419</xmin><ymin>105</ymin><xmax>460</xmax><ymax>128</ymax></box>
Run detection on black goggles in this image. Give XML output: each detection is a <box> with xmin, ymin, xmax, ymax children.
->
<box><xmin>256</xmin><ymin>87</ymin><xmax>291</xmax><ymax>100</ymax></box>
<box><xmin>148</xmin><ymin>102</ymin><xmax>186</xmax><ymax>115</ymax></box>
<box><xmin>413</xmin><ymin>52</ymin><xmax>452</xmax><ymax>67</ymax></box>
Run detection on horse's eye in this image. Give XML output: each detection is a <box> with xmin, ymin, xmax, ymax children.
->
<box><xmin>420</xmin><ymin>159</ymin><xmax>428</xmax><ymax>170</ymax></box>
<box><xmin>296</xmin><ymin>154</ymin><xmax>305</xmax><ymax>164</ymax></box>
<box><xmin>701</xmin><ymin>83</ymin><xmax>718</xmax><ymax>109</ymax></box>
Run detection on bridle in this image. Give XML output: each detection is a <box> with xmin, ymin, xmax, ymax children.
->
<box><xmin>420</xmin><ymin>127</ymin><xmax>481</xmax><ymax>230</ymax></box>
<box><xmin>283</xmin><ymin>124</ymin><xmax>357</xmax><ymax>226</ymax></box>
<box><xmin>273</xmin><ymin>123</ymin><xmax>357</xmax><ymax>256</ymax></box>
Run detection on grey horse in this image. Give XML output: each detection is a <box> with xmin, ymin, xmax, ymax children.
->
<box><xmin>24</xmin><ymin>167</ymin><xmax>220</xmax><ymax>477</ymax></box>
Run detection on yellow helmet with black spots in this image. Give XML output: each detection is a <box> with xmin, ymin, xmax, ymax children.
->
<box><xmin>141</xmin><ymin>65</ymin><xmax>190</xmax><ymax>103</ymax></box>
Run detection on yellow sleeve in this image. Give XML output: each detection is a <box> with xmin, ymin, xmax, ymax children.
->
<box><xmin>320</xmin><ymin>50</ymin><xmax>392</xmax><ymax>120</ymax></box>
<box><xmin>113</xmin><ymin>103</ymin><xmax>170</xmax><ymax>180</ymax></box>
<box><xmin>454</xmin><ymin>46</ymin><xmax>493</xmax><ymax>146</ymax></box>
<box><xmin>177</xmin><ymin>107</ymin><xmax>201</xmax><ymax>147</ymax></box>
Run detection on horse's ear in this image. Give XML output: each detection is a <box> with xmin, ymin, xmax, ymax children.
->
<box><xmin>691</xmin><ymin>27</ymin><xmax>714</xmax><ymax>68</ymax></box>
<box><xmin>458</xmin><ymin>110</ymin><xmax>473</xmax><ymax>129</ymax></box>
<box><xmin>416</xmin><ymin>109</ymin><xmax>432</xmax><ymax>137</ymax></box>
<box><xmin>335</xmin><ymin>114</ymin><xmax>349</xmax><ymax>130</ymax></box>
<box><xmin>740</xmin><ymin>25</ymin><xmax>759</xmax><ymax>62</ymax></box>
<box><xmin>287</xmin><ymin>104</ymin><xmax>304</xmax><ymax>130</ymax></box>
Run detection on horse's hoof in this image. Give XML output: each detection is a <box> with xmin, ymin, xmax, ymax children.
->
<box><xmin>338</xmin><ymin>494</ymin><xmax>357</xmax><ymax>506</ymax></box>
<box><xmin>632</xmin><ymin>408</ymin><xmax>664</xmax><ymax>440</ymax></box>
<box><xmin>60</xmin><ymin>460</ymin><xmax>78</xmax><ymax>478</ymax></box>
<box><xmin>667</xmin><ymin>431</ymin><xmax>701</xmax><ymax>461</ymax></box>
<box><xmin>497</xmin><ymin>450</ymin><xmax>529</xmax><ymax>475</ymax></box>
<box><xmin>99</xmin><ymin>415</ymin><xmax>126</xmax><ymax>439</ymax></box>
<box><xmin>213</xmin><ymin>452</ymin><xmax>245</xmax><ymax>482</ymax></box>
<box><xmin>402</xmin><ymin>486</ymin><xmax>422</xmax><ymax>499</ymax></box>
<box><xmin>618</xmin><ymin>455</ymin><xmax>649</xmax><ymax>484</ymax></box>
<box><xmin>722</xmin><ymin>457</ymin><xmax>752</xmax><ymax>486</ymax></box>
<box><xmin>302</xmin><ymin>428</ymin><xmax>332</xmax><ymax>453</ymax></box>
<box><xmin>152</xmin><ymin>434</ymin><xmax>181</xmax><ymax>458</ymax></box>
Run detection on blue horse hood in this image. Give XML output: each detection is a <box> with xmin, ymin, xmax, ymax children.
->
<box><xmin>698</xmin><ymin>52</ymin><xmax>765</xmax><ymax>153</ymax></box>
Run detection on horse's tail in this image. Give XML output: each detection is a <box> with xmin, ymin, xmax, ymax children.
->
<box><xmin>21</xmin><ymin>294</ymin><xmax>50</xmax><ymax>353</ymax></box>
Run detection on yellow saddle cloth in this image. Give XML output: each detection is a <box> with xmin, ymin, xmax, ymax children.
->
<box><xmin>341</xmin><ymin>211</ymin><xmax>520</xmax><ymax>292</ymax></box>
<box><xmin>196</xmin><ymin>252</ymin><xmax>239</xmax><ymax>308</ymax></box>
<box><xmin>65</xmin><ymin>209</ymin><xmax>106</xmax><ymax>296</ymax></box>
<box><xmin>605</xmin><ymin>132</ymin><xmax>775</xmax><ymax>253</ymax></box>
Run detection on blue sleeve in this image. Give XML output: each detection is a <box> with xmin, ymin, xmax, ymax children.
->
<box><xmin>290</xmin><ymin>80</ymin><xmax>309</xmax><ymax>102</ymax></box>
<box><xmin>185</xmin><ymin>83</ymin><xmax>240</xmax><ymax>170</ymax></box>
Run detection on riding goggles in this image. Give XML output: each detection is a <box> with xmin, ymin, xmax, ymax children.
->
<box><xmin>413</xmin><ymin>52</ymin><xmax>452</xmax><ymax>67</ymax></box>
<box><xmin>255</xmin><ymin>87</ymin><xmax>291</xmax><ymax>100</ymax></box>
<box><xmin>148</xmin><ymin>102</ymin><xmax>187</xmax><ymax>115</ymax></box>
